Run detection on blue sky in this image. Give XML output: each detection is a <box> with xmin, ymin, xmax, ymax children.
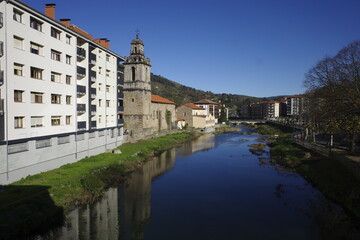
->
<box><xmin>23</xmin><ymin>0</ymin><xmax>360</xmax><ymax>97</ymax></box>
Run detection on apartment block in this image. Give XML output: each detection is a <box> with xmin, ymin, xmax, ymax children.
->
<box><xmin>0</xmin><ymin>1</ymin><xmax>125</xmax><ymax>184</ymax></box>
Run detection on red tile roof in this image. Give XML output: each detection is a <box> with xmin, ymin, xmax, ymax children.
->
<box><xmin>182</xmin><ymin>103</ymin><xmax>205</xmax><ymax>110</ymax></box>
<box><xmin>151</xmin><ymin>95</ymin><xmax>175</xmax><ymax>104</ymax></box>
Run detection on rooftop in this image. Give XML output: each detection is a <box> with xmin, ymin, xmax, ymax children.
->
<box><xmin>151</xmin><ymin>95</ymin><xmax>175</xmax><ymax>105</ymax></box>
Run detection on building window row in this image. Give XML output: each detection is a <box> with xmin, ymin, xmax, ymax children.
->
<box><xmin>13</xmin><ymin>8</ymin><xmax>72</xmax><ymax>45</ymax></box>
<box><xmin>14</xmin><ymin>63</ymin><xmax>72</xmax><ymax>84</ymax></box>
<box><xmin>13</xmin><ymin>36</ymin><xmax>71</xmax><ymax>65</ymax></box>
<box><xmin>14</xmin><ymin>115</ymin><xmax>72</xmax><ymax>129</ymax></box>
<box><xmin>13</xmin><ymin>90</ymin><xmax>72</xmax><ymax>105</ymax></box>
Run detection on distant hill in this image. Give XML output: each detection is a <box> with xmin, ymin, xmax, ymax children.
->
<box><xmin>150</xmin><ymin>73</ymin><xmax>263</xmax><ymax>116</ymax></box>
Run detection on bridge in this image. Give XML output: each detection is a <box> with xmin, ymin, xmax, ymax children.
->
<box><xmin>229</xmin><ymin>119</ymin><xmax>266</xmax><ymax>125</ymax></box>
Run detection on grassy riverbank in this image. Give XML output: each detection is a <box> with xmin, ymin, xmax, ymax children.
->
<box><xmin>0</xmin><ymin>131</ymin><xmax>199</xmax><ymax>239</ymax></box>
<box><xmin>254</xmin><ymin>124</ymin><xmax>360</xmax><ymax>221</ymax></box>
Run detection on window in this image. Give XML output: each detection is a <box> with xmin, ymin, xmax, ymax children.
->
<box><xmin>66</xmin><ymin>95</ymin><xmax>71</xmax><ymax>104</ymax></box>
<box><xmin>31</xmin><ymin>116</ymin><xmax>43</xmax><ymax>127</ymax></box>
<box><xmin>13</xmin><ymin>9</ymin><xmax>23</xmax><ymax>23</ymax></box>
<box><xmin>98</xmin><ymin>83</ymin><xmax>102</xmax><ymax>91</ymax></box>
<box><xmin>14</xmin><ymin>117</ymin><xmax>24</xmax><ymax>128</ymax></box>
<box><xmin>58</xmin><ymin>135</ymin><xmax>70</xmax><ymax>144</ymax></box>
<box><xmin>66</xmin><ymin>115</ymin><xmax>71</xmax><ymax>125</ymax></box>
<box><xmin>51</xmin><ymin>72</ymin><xmax>61</xmax><ymax>83</ymax></box>
<box><xmin>106</xmin><ymin>85</ymin><xmax>110</xmax><ymax>93</ymax></box>
<box><xmin>66</xmin><ymin>55</ymin><xmax>71</xmax><ymax>64</ymax></box>
<box><xmin>99</xmin><ymin>99</ymin><xmax>102</xmax><ymax>107</ymax></box>
<box><xmin>51</xmin><ymin>116</ymin><xmax>61</xmax><ymax>126</ymax></box>
<box><xmin>51</xmin><ymin>27</ymin><xmax>61</xmax><ymax>40</ymax></box>
<box><xmin>36</xmin><ymin>139</ymin><xmax>51</xmax><ymax>149</ymax></box>
<box><xmin>31</xmin><ymin>92</ymin><xmax>43</xmax><ymax>103</ymax></box>
<box><xmin>99</xmin><ymin>115</ymin><xmax>102</xmax><ymax>123</ymax></box>
<box><xmin>30</xmin><ymin>17</ymin><xmax>42</xmax><ymax>31</ymax></box>
<box><xmin>106</xmin><ymin>100</ymin><xmax>110</xmax><ymax>107</ymax></box>
<box><xmin>13</xmin><ymin>35</ymin><xmax>23</xmax><ymax>49</ymax></box>
<box><xmin>131</xmin><ymin>67</ymin><xmax>136</xmax><ymax>81</ymax></box>
<box><xmin>8</xmin><ymin>142</ymin><xmax>28</xmax><ymax>154</ymax></box>
<box><xmin>51</xmin><ymin>49</ymin><xmax>61</xmax><ymax>61</ymax></box>
<box><xmin>51</xmin><ymin>94</ymin><xmax>61</xmax><ymax>104</ymax></box>
<box><xmin>66</xmin><ymin>35</ymin><xmax>71</xmax><ymax>44</ymax></box>
<box><xmin>98</xmin><ymin>67</ymin><xmax>102</xmax><ymax>75</ymax></box>
<box><xmin>66</xmin><ymin>75</ymin><xmax>71</xmax><ymax>85</ymax></box>
<box><xmin>14</xmin><ymin>90</ymin><xmax>23</xmax><ymax>102</ymax></box>
<box><xmin>106</xmin><ymin>70</ymin><xmax>110</xmax><ymax>77</ymax></box>
<box><xmin>106</xmin><ymin>54</ymin><xmax>110</xmax><ymax>62</ymax></box>
<box><xmin>14</xmin><ymin>63</ymin><xmax>23</xmax><ymax>76</ymax></box>
<box><xmin>30</xmin><ymin>67</ymin><xmax>43</xmax><ymax>79</ymax></box>
<box><xmin>30</xmin><ymin>42</ymin><xmax>43</xmax><ymax>55</ymax></box>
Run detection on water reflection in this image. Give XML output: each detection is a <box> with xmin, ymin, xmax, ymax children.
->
<box><xmin>42</xmin><ymin>149</ymin><xmax>177</xmax><ymax>240</ymax></box>
<box><xmin>177</xmin><ymin>134</ymin><xmax>216</xmax><ymax>155</ymax></box>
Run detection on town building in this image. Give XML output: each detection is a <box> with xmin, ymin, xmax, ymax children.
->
<box><xmin>0</xmin><ymin>1</ymin><xmax>125</xmax><ymax>184</ymax></box>
<box><xmin>123</xmin><ymin>35</ymin><xmax>176</xmax><ymax>141</ymax></box>
<box><xmin>262</xmin><ymin>101</ymin><xmax>280</xmax><ymax>119</ymax></box>
<box><xmin>194</xmin><ymin>99</ymin><xmax>220</xmax><ymax>123</ymax></box>
<box><xmin>176</xmin><ymin>103</ymin><xmax>215</xmax><ymax>129</ymax></box>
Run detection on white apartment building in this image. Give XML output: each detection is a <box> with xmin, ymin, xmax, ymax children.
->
<box><xmin>0</xmin><ymin>1</ymin><xmax>125</xmax><ymax>184</ymax></box>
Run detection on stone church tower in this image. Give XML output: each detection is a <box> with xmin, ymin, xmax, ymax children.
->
<box><xmin>123</xmin><ymin>35</ymin><xmax>152</xmax><ymax>140</ymax></box>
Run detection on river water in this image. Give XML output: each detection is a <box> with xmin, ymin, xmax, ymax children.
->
<box><xmin>43</xmin><ymin>126</ymin><xmax>355</xmax><ymax>239</ymax></box>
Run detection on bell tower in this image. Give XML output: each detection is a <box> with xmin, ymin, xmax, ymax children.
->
<box><xmin>123</xmin><ymin>34</ymin><xmax>152</xmax><ymax>140</ymax></box>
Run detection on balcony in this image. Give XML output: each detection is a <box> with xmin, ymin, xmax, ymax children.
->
<box><xmin>118</xmin><ymin>106</ymin><xmax>124</xmax><ymax>113</ymax></box>
<box><xmin>91</xmin><ymin>121</ymin><xmax>97</xmax><ymax>129</ymax></box>
<box><xmin>91</xmin><ymin>104</ymin><xmax>96</xmax><ymax>115</ymax></box>
<box><xmin>77</xmin><ymin>121</ymin><xmax>86</xmax><ymax>130</ymax></box>
<box><xmin>117</xmin><ymin>74</ymin><xmax>124</xmax><ymax>85</ymax></box>
<box><xmin>117</xmin><ymin>118</ymin><xmax>124</xmax><ymax>126</ymax></box>
<box><xmin>77</xmin><ymin>47</ymin><xmax>86</xmax><ymax>60</ymax></box>
<box><xmin>90</xmin><ymin>88</ymin><xmax>96</xmax><ymax>99</ymax></box>
<box><xmin>77</xmin><ymin>85</ymin><xmax>86</xmax><ymax>96</ymax></box>
<box><xmin>90</xmin><ymin>70</ymin><xmax>96</xmax><ymax>83</ymax></box>
<box><xmin>118</xmin><ymin>92</ymin><xmax>124</xmax><ymax>99</ymax></box>
<box><xmin>89</xmin><ymin>53</ymin><xmax>96</xmax><ymax>65</ymax></box>
<box><xmin>0</xmin><ymin>99</ymin><xmax>4</xmax><ymax>114</ymax></box>
<box><xmin>77</xmin><ymin>66</ymin><xmax>86</xmax><ymax>79</ymax></box>
<box><xmin>77</xmin><ymin>103</ymin><xmax>86</xmax><ymax>114</ymax></box>
<box><xmin>0</xmin><ymin>70</ymin><xmax>3</xmax><ymax>85</ymax></box>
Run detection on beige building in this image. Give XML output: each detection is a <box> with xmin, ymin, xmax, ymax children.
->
<box><xmin>150</xmin><ymin>94</ymin><xmax>176</xmax><ymax>133</ymax></box>
<box><xmin>176</xmin><ymin>103</ymin><xmax>215</xmax><ymax>129</ymax></box>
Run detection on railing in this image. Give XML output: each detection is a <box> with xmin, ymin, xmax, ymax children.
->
<box><xmin>90</xmin><ymin>88</ymin><xmax>96</xmax><ymax>98</ymax></box>
<box><xmin>77</xmin><ymin>66</ymin><xmax>86</xmax><ymax>78</ymax></box>
<box><xmin>90</xmin><ymin>104</ymin><xmax>96</xmax><ymax>115</ymax></box>
<box><xmin>118</xmin><ymin>106</ymin><xmax>124</xmax><ymax>112</ymax></box>
<box><xmin>89</xmin><ymin>53</ymin><xmax>96</xmax><ymax>65</ymax></box>
<box><xmin>0</xmin><ymin>99</ymin><xmax>3</xmax><ymax>114</ymax></box>
<box><xmin>0</xmin><ymin>70</ymin><xmax>3</xmax><ymax>85</ymax></box>
<box><xmin>118</xmin><ymin>92</ymin><xmax>124</xmax><ymax>99</ymax></box>
<box><xmin>118</xmin><ymin>118</ymin><xmax>124</xmax><ymax>125</ymax></box>
<box><xmin>90</xmin><ymin>70</ymin><xmax>96</xmax><ymax>83</ymax></box>
<box><xmin>77</xmin><ymin>103</ymin><xmax>86</xmax><ymax>113</ymax></box>
<box><xmin>117</xmin><ymin>74</ymin><xmax>124</xmax><ymax>85</ymax></box>
<box><xmin>77</xmin><ymin>47</ymin><xmax>86</xmax><ymax>59</ymax></box>
<box><xmin>77</xmin><ymin>85</ymin><xmax>86</xmax><ymax>95</ymax></box>
<box><xmin>77</xmin><ymin>121</ymin><xmax>86</xmax><ymax>130</ymax></box>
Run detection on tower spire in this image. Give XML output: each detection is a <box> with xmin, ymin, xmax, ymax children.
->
<box><xmin>135</xmin><ymin>28</ymin><xmax>140</xmax><ymax>39</ymax></box>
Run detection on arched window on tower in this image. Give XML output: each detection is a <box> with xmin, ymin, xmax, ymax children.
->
<box><xmin>132</xmin><ymin>66</ymin><xmax>135</xmax><ymax>81</ymax></box>
<box><xmin>134</xmin><ymin>47</ymin><xmax>137</xmax><ymax>53</ymax></box>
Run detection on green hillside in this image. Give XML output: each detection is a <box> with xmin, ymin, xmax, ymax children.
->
<box><xmin>150</xmin><ymin>73</ymin><xmax>263</xmax><ymax>116</ymax></box>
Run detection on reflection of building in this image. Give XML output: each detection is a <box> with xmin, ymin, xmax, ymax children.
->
<box><xmin>0</xmin><ymin>1</ymin><xmax>124</xmax><ymax>184</ymax></box>
<box><xmin>177</xmin><ymin>134</ymin><xmax>216</xmax><ymax>155</ymax></box>
<box><xmin>48</xmin><ymin>149</ymin><xmax>176</xmax><ymax>240</ymax></box>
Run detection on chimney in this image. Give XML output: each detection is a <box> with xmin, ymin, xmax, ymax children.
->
<box><xmin>45</xmin><ymin>4</ymin><xmax>56</xmax><ymax>19</ymax></box>
<box><xmin>60</xmin><ymin>19</ymin><xmax>71</xmax><ymax>27</ymax></box>
<box><xmin>94</xmin><ymin>38</ymin><xmax>110</xmax><ymax>49</ymax></box>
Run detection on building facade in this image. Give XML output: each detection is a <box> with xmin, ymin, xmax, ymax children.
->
<box><xmin>0</xmin><ymin>1</ymin><xmax>125</xmax><ymax>184</ymax></box>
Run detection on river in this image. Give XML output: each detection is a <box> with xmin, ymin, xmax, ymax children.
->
<box><xmin>40</xmin><ymin>126</ymin><xmax>358</xmax><ymax>240</ymax></box>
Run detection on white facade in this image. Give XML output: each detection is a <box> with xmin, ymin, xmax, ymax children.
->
<box><xmin>0</xmin><ymin>0</ymin><xmax>125</xmax><ymax>184</ymax></box>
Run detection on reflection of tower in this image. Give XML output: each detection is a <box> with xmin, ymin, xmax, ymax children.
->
<box><xmin>123</xmin><ymin>34</ymin><xmax>152</xmax><ymax>140</ymax></box>
<box><xmin>118</xmin><ymin>148</ymin><xmax>176</xmax><ymax>240</ymax></box>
